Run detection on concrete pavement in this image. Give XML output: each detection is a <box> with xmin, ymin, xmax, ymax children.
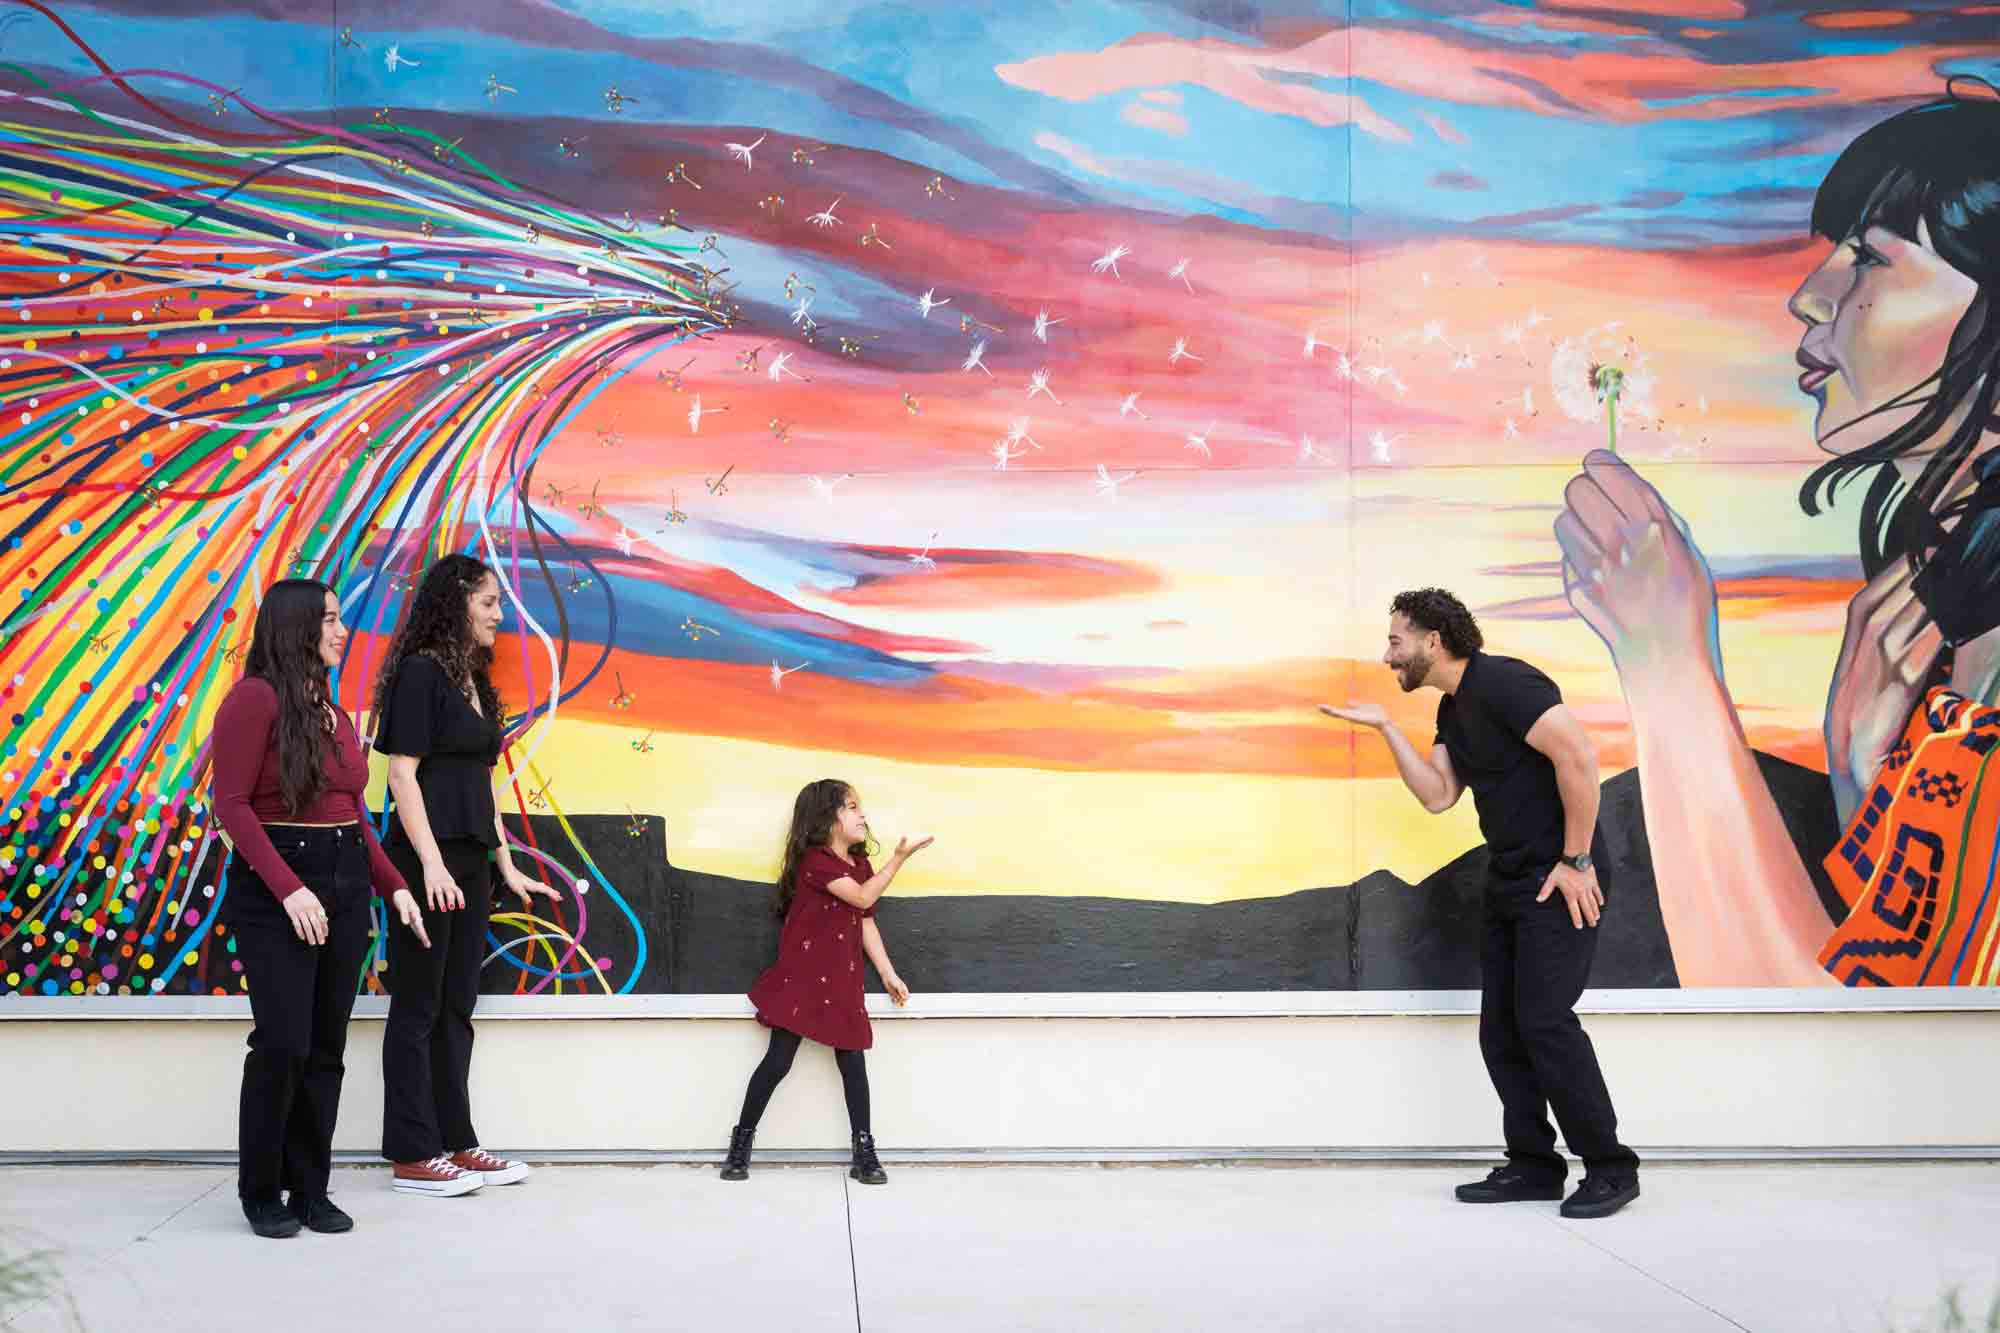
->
<box><xmin>2</xmin><ymin>1162</ymin><xmax>1996</xmax><ymax>1332</ymax></box>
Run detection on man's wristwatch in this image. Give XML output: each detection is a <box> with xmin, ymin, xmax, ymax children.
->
<box><xmin>1561</xmin><ymin>851</ymin><xmax>1593</xmax><ymax>872</ymax></box>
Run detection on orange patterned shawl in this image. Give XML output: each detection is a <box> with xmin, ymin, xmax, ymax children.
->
<box><xmin>1821</xmin><ymin>687</ymin><xmax>2000</xmax><ymax>986</ymax></box>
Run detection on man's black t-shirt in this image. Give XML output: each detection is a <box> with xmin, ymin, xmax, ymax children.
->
<box><xmin>1434</xmin><ymin>652</ymin><xmax>1568</xmax><ymax>881</ymax></box>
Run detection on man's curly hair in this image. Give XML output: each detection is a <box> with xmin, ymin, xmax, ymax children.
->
<box><xmin>1391</xmin><ymin>587</ymin><xmax>1484</xmax><ymax>659</ymax></box>
<box><xmin>372</xmin><ymin>553</ymin><xmax>503</xmax><ymax>727</ymax></box>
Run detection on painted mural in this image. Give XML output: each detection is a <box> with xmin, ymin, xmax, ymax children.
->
<box><xmin>1</xmin><ymin>0</ymin><xmax>1997</xmax><ymax>999</ymax></box>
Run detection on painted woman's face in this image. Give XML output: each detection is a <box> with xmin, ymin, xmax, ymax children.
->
<box><xmin>1789</xmin><ymin>220</ymin><xmax>1979</xmax><ymax>456</ymax></box>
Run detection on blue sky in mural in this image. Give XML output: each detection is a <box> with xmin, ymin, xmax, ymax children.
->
<box><xmin>21</xmin><ymin>0</ymin><xmax>1996</xmax><ymax>250</ymax></box>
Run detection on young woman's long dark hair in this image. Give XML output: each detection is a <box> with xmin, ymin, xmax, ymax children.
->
<box><xmin>371</xmin><ymin>553</ymin><xmax>503</xmax><ymax>728</ymax></box>
<box><xmin>774</xmin><ymin>779</ymin><xmax>872</xmax><ymax>917</ymax></box>
<box><xmin>244</xmin><ymin>578</ymin><xmax>336</xmax><ymax>816</ymax></box>
<box><xmin>1801</xmin><ymin>78</ymin><xmax>2000</xmax><ymax>646</ymax></box>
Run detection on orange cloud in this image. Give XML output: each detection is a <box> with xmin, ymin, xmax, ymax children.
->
<box><xmin>997</xmin><ymin>32</ymin><xmax>1412</xmax><ymax>141</ymax></box>
<box><xmin>1121</xmin><ymin>99</ymin><xmax>1189</xmax><ymax>135</ymax></box>
<box><xmin>1485</xmin><ymin>574</ymin><xmax>1860</xmax><ymax>625</ymax></box>
<box><xmin>826</xmin><ymin>551</ymin><xmax>1166</xmax><ymax>610</ymax></box>
<box><xmin>1422</xmin><ymin>111</ymin><xmax>1466</xmax><ymax>144</ymax></box>
<box><xmin>1347</xmin><ymin>25</ymin><xmax>1999</xmax><ymax>123</ymax></box>
<box><xmin>1471</xmin><ymin>8</ymin><xmax>1657</xmax><ymax>36</ymax></box>
<box><xmin>1556</xmin><ymin>0</ymin><xmax>1745</xmax><ymax>16</ymax></box>
<box><xmin>1002</xmin><ymin>25</ymin><xmax>2000</xmax><ymax>133</ymax></box>
<box><xmin>1804</xmin><ymin>8</ymin><xmax>1914</xmax><ymax>26</ymax></box>
<box><xmin>528</xmin><ymin>649</ymin><xmax>1388</xmax><ymax>778</ymax></box>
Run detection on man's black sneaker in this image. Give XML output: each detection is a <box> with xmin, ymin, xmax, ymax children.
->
<box><xmin>288</xmin><ymin>1195</ymin><xmax>354</xmax><ymax>1234</ymax></box>
<box><xmin>1454</xmin><ymin>1165</ymin><xmax>1565</xmax><ymax>1204</ymax></box>
<box><xmin>1560</xmin><ymin>1175</ymin><xmax>1640</xmax><ymax>1219</ymax></box>
<box><xmin>244</xmin><ymin>1199</ymin><xmax>301</xmax><ymax>1239</ymax></box>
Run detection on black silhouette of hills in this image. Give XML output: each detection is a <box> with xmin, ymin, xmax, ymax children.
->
<box><xmin>567</xmin><ymin>752</ymin><xmax>1841</xmax><ymax>994</ymax></box>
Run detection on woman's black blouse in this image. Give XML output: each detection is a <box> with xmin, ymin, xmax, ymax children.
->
<box><xmin>375</xmin><ymin>654</ymin><xmax>501</xmax><ymax>849</ymax></box>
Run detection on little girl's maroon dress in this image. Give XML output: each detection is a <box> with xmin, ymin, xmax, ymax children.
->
<box><xmin>748</xmin><ymin>846</ymin><xmax>876</xmax><ymax>1050</ymax></box>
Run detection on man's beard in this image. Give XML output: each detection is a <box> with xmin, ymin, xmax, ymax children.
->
<box><xmin>1395</xmin><ymin>651</ymin><xmax>1432</xmax><ymax>692</ymax></box>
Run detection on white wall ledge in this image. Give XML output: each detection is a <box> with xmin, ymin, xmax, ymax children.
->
<box><xmin>8</xmin><ymin>1004</ymin><xmax>1997</xmax><ymax>1152</ymax></box>
<box><xmin>3</xmin><ymin>986</ymin><xmax>1996</xmax><ymax>1020</ymax></box>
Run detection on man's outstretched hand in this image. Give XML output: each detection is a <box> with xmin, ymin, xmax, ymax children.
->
<box><xmin>1319</xmin><ymin>702</ymin><xmax>1387</xmax><ymax>729</ymax></box>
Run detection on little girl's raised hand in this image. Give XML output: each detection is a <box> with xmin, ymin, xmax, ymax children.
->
<box><xmin>894</xmin><ymin>835</ymin><xmax>934</xmax><ymax>860</ymax></box>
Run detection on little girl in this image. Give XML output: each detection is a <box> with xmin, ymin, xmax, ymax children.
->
<box><xmin>722</xmin><ymin>779</ymin><xmax>929</xmax><ymax>1185</ymax></box>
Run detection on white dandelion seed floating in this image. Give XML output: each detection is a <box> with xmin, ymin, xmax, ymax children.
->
<box><xmin>1091</xmin><ymin>243</ymin><xmax>1131</xmax><ymax>278</ymax></box>
<box><xmin>687</xmin><ymin>395</ymin><xmax>730</xmax><ymax>434</ymax></box>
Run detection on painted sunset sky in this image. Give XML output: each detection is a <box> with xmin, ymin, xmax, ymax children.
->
<box><xmin>16</xmin><ymin>0</ymin><xmax>1999</xmax><ymax>899</ymax></box>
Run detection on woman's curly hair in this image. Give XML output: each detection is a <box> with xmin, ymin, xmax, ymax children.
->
<box><xmin>372</xmin><ymin>553</ymin><xmax>503</xmax><ymax>728</ymax></box>
<box><xmin>1391</xmin><ymin>587</ymin><xmax>1484</xmax><ymax>659</ymax></box>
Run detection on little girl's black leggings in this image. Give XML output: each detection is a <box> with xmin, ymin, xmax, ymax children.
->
<box><xmin>737</xmin><ymin>1028</ymin><xmax>869</xmax><ymax>1134</ymax></box>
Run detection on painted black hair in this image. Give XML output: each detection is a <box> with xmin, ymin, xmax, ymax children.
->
<box><xmin>1801</xmin><ymin>77</ymin><xmax>2000</xmax><ymax>645</ymax></box>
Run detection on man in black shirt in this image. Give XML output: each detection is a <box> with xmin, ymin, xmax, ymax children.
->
<box><xmin>1323</xmin><ymin>587</ymin><xmax>1640</xmax><ymax>1219</ymax></box>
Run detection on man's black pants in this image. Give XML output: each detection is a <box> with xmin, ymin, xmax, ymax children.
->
<box><xmin>1478</xmin><ymin>857</ymin><xmax>1640</xmax><ymax>1182</ymax></box>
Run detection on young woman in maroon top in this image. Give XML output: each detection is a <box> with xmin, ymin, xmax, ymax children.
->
<box><xmin>210</xmin><ymin>579</ymin><xmax>430</xmax><ymax>1240</ymax></box>
<box><xmin>723</xmin><ymin>779</ymin><xmax>929</xmax><ymax>1185</ymax></box>
<box><xmin>373</xmin><ymin>554</ymin><xmax>559</xmax><ymax>1199</ymax></box>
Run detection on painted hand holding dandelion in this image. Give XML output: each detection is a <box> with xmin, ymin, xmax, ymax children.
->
<box><xmin>1555</xmin><ymin>451</ymin><xmax>1725</xmax><ymax>687</ymax></box>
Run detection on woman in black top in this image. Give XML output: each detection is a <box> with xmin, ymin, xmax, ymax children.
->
<box><xmin>372</xmin><ymin>553</ymin><xmax>558</xmax><ymax>1198</ymax></box>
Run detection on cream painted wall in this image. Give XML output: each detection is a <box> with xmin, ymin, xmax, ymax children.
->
<box><xmin>5</xmin><ymin>1005</ymin><xmax>1998</xmax><ymax>1155</ymax></box>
